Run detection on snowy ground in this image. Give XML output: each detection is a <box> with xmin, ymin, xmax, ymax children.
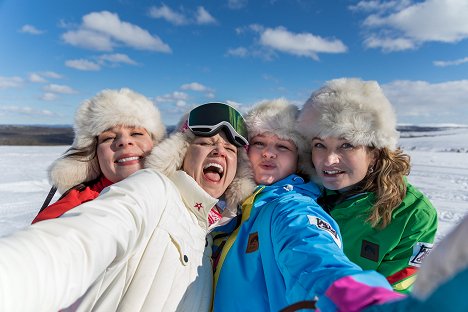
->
<box><xmin>1</xmin><ymin>126</ymin><xmax>468</xmax><ymax>242</ymax></box>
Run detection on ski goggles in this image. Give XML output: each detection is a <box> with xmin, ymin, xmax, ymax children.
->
<box><xmin>187</xmin><ymin>102</ymin><xmax>249</xmax><ymax>147</ymax></box>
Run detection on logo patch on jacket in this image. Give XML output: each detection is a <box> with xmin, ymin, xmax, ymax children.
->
<box><xmin>307</xmin><ymin>216</ymin><xmax>342</xmax><ymax>248</ymax></box>
<box><xmin>246</xmin><ymin>232</ymin><xmax>259</xmax><ymax>253</ymax></box>
<box><xmin>361</xmin><ymin>240</ymin><xmax>380</xmax><ymax>262</ymax></box>
<box><xmin>409</xmin><ymin>242</ymin><xmax>433</xmax><ymax>267</ymax></box>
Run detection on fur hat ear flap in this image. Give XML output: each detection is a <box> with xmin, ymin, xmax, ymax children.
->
<box><xmin>49</xmin><ymin>156</ymin><xmax>101</xmax><ymax>194</ymax></box>
<box><xmin>144</xmin><ymin>131</ymin><xmax>193</xmax><ymax>176</ymax></box>
<box><xmin>223</xmin><ymin>148</ymin><xmax>256</xmax><ymax>218</ymax></box>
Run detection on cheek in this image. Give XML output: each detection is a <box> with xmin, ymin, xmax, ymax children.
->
<box><xmin>97</xmin><ymin>145</ymin><xmax>112</xmax><ymax>163</ymax></box>
<box><xmin>247</xmin><ymin>149</ymin><xmax>260</xmax><ymax>163</ymax></box>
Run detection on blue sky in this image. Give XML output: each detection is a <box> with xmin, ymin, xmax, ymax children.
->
<box><xmin>1</xmin><ymin>0</ymin><xmax>467</xmax><ymax>126</ymax></box>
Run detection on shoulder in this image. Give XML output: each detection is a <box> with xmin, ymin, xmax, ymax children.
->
<box><xmin>399</xmin><ymin>182</ymin><xmax>437</xmax><ymax>220</ymax></box>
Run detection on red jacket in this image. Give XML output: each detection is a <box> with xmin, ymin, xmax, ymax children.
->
<box><xmin>32</xmin><ymin>176</ymin><xmax>113</xmax><ymax>223</ymax></box>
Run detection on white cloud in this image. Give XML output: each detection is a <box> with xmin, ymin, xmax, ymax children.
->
<box><xmin>19</xmin><ymin>24</ymin><xmax>44</xmax><ymax>35</ymax></box>
<box><xmin>195</xmin><ymin>7</ymin><xmax>217</xmax><ymax>24</ymax></box>
<box><xmin>357</xmin><ymin>0</ymin><xmax>468</xmax><ymax>51</ymax></box>
<box><xmin>0</xmin><ymin>76</ymin><xmax>23</xmax><ymax>89</ymax></box>
<box><xmin>62</xmin><ymin>11</ymin><xmax>171</xmax><ymax>52</ymax></box>
<box><xmin>155</xmin><ymin>91</ymin><xmax>189</xmax><ymax>103</ymax></box>
<box><xmin>258</xmin><ymin>26</ymin><xmax>348</xmax><ymax>60</ymax></box>
<box><xmin>98</xmin><ymin>53</ymin><xmax>137</xmax><ymax>65</ymax></box>
<box><xmin>29</xmin><ymin>73</ymin><xmax>47</xmax><ymax>83</ymax></box>
<box><xmin>40</xmin><ymin>93</ymin><xmax>58</xmax><ymax>101</ymax></box>
<box><xmin>148</xmin><ymin>4</ymin><xmax>216</xmax><ymax>25</ymax></box>
<box><xmin>65</xmin><ymin>59</ymin><xmax>101</xmax><ymax>71</ymax></box>
<box><xmin>349</xmin><ymin>0</ymin><xmax>412</xmax><ymax>13</ymax></box>
<box><xmin>180</xmin><ymin>82</ymin><xmax>210</xmax><ymax>92</ymax></box>
<box><xmin>433</xmin><ymin>56</ymin><xmax>468</xmax><ymax>67</ymax></box>
<box><xmin>180</xmin><ymin>82</ymin><xmax>215</xmax><ymax>99</ymax></box>
<box><xmin>43</xmin><ymin>72</ymin><xmax>62</xmax><ymax>79</ymax></box>
<box><xmin>28</xmin><ymin>72</ymin><xmax>62</xmax><ymax>83</ymax></box>
<box><xmin>43</xmin><ymin>84</ymin><xmax>77</xmax><ymax>94</ymax></box>
<box><xmin>364</xmin><ymin>36</ymin><xmax>416</xmax><ymax>52</ymax></box>
<box><xmin>228</xmin><ymin>0</ymin><xmax>248</xmax><ymax>10</ymax></box>
<box><xmin>149</xmin><ymin>4</ymin><xmax>188</xmax><ymax>25</ymax></box>
<box><xmin>382</xmin><ymin>80</ymin><xmax>468</xmax><ymax>122</ymax></box>
<box><xmin>226</xmin><ymin>47</ymin><xmax>248</xmax><ymax>57</ymax></box>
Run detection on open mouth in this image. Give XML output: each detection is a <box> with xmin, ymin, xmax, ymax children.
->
<box><xmin>203</xmin><ymin>162</ymin><xmax>224</xmax><ymax>182</ymax></box>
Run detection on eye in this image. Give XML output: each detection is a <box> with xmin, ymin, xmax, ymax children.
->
<box><xmin>226</xmin><ymin>145</ymin><xmax>237</xmax><ymax>153</ymax></box>
<box><xmin>341</xmin><ymin>142</ymin><xmax>354</xmax><ymax>150</ymax></box>
<box><xmin>277</xmin><ymin>144</ymin><xmax>291</xmax><ymax>151</ymax></box>
<box><xmin>252</xmin><ymin>141</ymin><xmax>264</xmax><ymax>148</ymax></box>
<box><xmin>131</xmin><ymin>131</ymin><xmax>145</xmax><ymax>136</ymax></box>
<box><xmin>312</xmin><ymin>142</ymin><xmax>325</xmax><ymax>149</ymax></box>
<box><xmin>98</xmin><ymin>135</ymin><xmax>115</xmax><ymax>144</ymax></box>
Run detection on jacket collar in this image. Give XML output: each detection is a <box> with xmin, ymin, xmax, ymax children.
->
<box><xmin>169</xmin><ymin>170</ymin><xmax>218</xmax><ymax>230</ymax></box>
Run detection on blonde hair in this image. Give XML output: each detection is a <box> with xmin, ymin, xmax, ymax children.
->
<box><xmin>361</xmin><ymin>147</ymin><xmax>411</xmax><ymax>228</ymax></box>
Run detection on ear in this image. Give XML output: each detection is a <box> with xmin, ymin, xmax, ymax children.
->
<box><xmin>368</xmin><ymin>147</ymin><xmax>379</xmax><ymax>168</ymax></box>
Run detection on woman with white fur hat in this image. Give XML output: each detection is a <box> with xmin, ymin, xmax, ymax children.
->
<box><xmin>0</xmin><ymin>102</ymin><xmax>254</xmax><ymax>311</ymax></box>
<box><xmin>32</xmin><ymin>88</ymin><xmax>166</xmax><ymax>223</ymax></box>
<box><xmin>297</xmin><ymin>78</ymin><xmax>438</xmax><ymax>293</ymax></box>
<box><xmin>213</xmin><ymin>99</ymin><xmax>404</xmax><ymax>312</ymax></box>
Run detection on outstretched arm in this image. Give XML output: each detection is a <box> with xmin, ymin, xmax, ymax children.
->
<box><xmin>0</xmin><ymin>169</ymin><xmax>171</xmax><ymax>312</ymax></box>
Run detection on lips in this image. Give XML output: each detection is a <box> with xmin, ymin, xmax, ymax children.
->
<box><xmin>115</xmin><ymin>155</ymin><xmax>142</xmax><ymax>164</ymax></box>
<box><xmin>323</xmin><ymin>169</ymin><xmax>345</xmax><ymax>176</ymax></box>
<box><xmin>259</xmin><ymin>161</ymin><xmax>276</xmax><ymax>169</ymax></box>
<box><xmin>203</xmin><ymin>162</ymin><xmax>224</xmax><ymax>182</ymax></box>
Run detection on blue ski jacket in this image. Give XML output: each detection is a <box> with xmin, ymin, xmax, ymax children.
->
<box><xmin>213</xmin><ymin>174</ymin><xmax>402</xmax><ymax>311</ymax></box>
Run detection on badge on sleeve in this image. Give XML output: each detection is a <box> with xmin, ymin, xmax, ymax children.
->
<box><xmin>409</xmin><ymin>242</ymin><xmax>433</xmax><ymax>267</ymax></box>
<box><xmin>308</xmin><ymin>216</ymin><xmax>342</xmax><ymax>248</ymax></box>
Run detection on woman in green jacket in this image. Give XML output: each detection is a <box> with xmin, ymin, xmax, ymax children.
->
<box><xmin>297</xmin><ymin>78</ymin><xmax>438</xmax><ymax>293</ymax></box>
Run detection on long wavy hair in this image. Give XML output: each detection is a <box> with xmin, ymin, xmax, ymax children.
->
<box><xmin>361</xmin><ymin>147</ymin><xmax>411</xmax><ymax>228</ymax></box>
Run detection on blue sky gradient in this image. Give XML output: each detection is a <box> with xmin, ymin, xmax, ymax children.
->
<box><xmin>1</xmin><ymin>0</ymin><xmax>467</xmax><ymax>126</ymax></box>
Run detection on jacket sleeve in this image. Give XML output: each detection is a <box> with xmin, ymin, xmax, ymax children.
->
<box><xmin>381</xmin><ymin>192</ymin><xmax>438</xmax><ymax>293</ymax></box>
<box><xmin>32</xmin><ymin>187</ymin><xmax>100</xmax><ymax>223</ymax></box>
<box><xmin>269</xmin><ymin>195</ymin><xmax>402</xmax><ymax>311</ymax></box>
<box><xmin>0</xmin><ymin>169</ymin><xmax>172</xmax><ymax>312</ymax></box>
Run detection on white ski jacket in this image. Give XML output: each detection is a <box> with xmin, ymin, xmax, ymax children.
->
<box><xmin>0</xmin><ymin>168</ymin><xmax>216</xmax><ymax>312</ymax></box>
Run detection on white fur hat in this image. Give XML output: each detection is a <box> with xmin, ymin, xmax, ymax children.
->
<box><xmin>245</xmin><ymin>98</ymin><xmax>307</xmax><ymax>154</ymax></box>
<box><xmin>245</xmin><ymin>98</ymin><xmax>313</xmax><ymax>176</ymax></box>
<box><xmin>49</xmin><ymin>88</ymin><xmax>166</xmax><ymax>193</ymax></box>
<box><xmin>145</xmin><ymin>104</ymin><xmax>256</xmax><ymax>218</ymax></box>
<box><xmin>297</xmin><ymin>78</ymin><xmax>399</xmax><ymax>150</ymax></box>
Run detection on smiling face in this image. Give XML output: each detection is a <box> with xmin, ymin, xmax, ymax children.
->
<box><xmin>311</xmin><ymin>136</ymin><xmax>377</xmax><ymax>190</ymax></box>
<box><xmin>248</xmin><ymin>132</ymin><xmax>298</xmax><ymax>185</ymax></box>
<box><xmin>182</xmin><ymin>132</ymin><xmax>238</xmax><ymax>198</ymax></box>
<box><xmin>97</xmin><ymin>125</ymin><xmax>154</xmax><ymax>183</ymax></box>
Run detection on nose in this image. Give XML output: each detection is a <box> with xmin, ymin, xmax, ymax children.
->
<box><xmin>324</xmin><ymin>151</ymin><xmax>339</xmax><ymax>166</ymax></box>
<box><xmin>115</xmin><ymin>134</ymin><xmax>134</xmax><ymax>147</ymax></box>
<box><xmin>262</xmin><ymin>146</ymin><xmax>276</xmax><ymax>159</ymax></box>
<box><xmin>210</xmin><ymin>143</ymin><xmax>227</xmax><ymax>157</ymax></box>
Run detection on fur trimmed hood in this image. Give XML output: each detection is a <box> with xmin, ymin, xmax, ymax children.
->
<box><xmin>145</xmin><ymin>115</ymin><xmax>255</xmax><ymax>219</ymax></box>
<box><xmin>49</xmin><ymin>88</ymin><xmax>166</xmax><ymax>193</ymax></box>
<box><xmin>245</xmin><ymin>98</ymin><xmax>314</xmax><ymax>176</ymax></box>
<box><xmin>297</xmin><ymin>78</ymin><xmax>399</xmax><ymax>150</ymax></box>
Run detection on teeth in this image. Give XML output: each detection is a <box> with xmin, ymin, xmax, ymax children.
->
<box><xmin>324</xmin><ymin>170</ymin><xmax>341</xmax><ymax>174</ymax></box>
<box><xmin>117</xmin><ymin>156</ymin><xmax>140</xmax><ymax>163</ymax></box>
<box><xmin>204</xmin><ymin>162</ymin><xmax>224</xmax><ymax>173</ymax></box>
